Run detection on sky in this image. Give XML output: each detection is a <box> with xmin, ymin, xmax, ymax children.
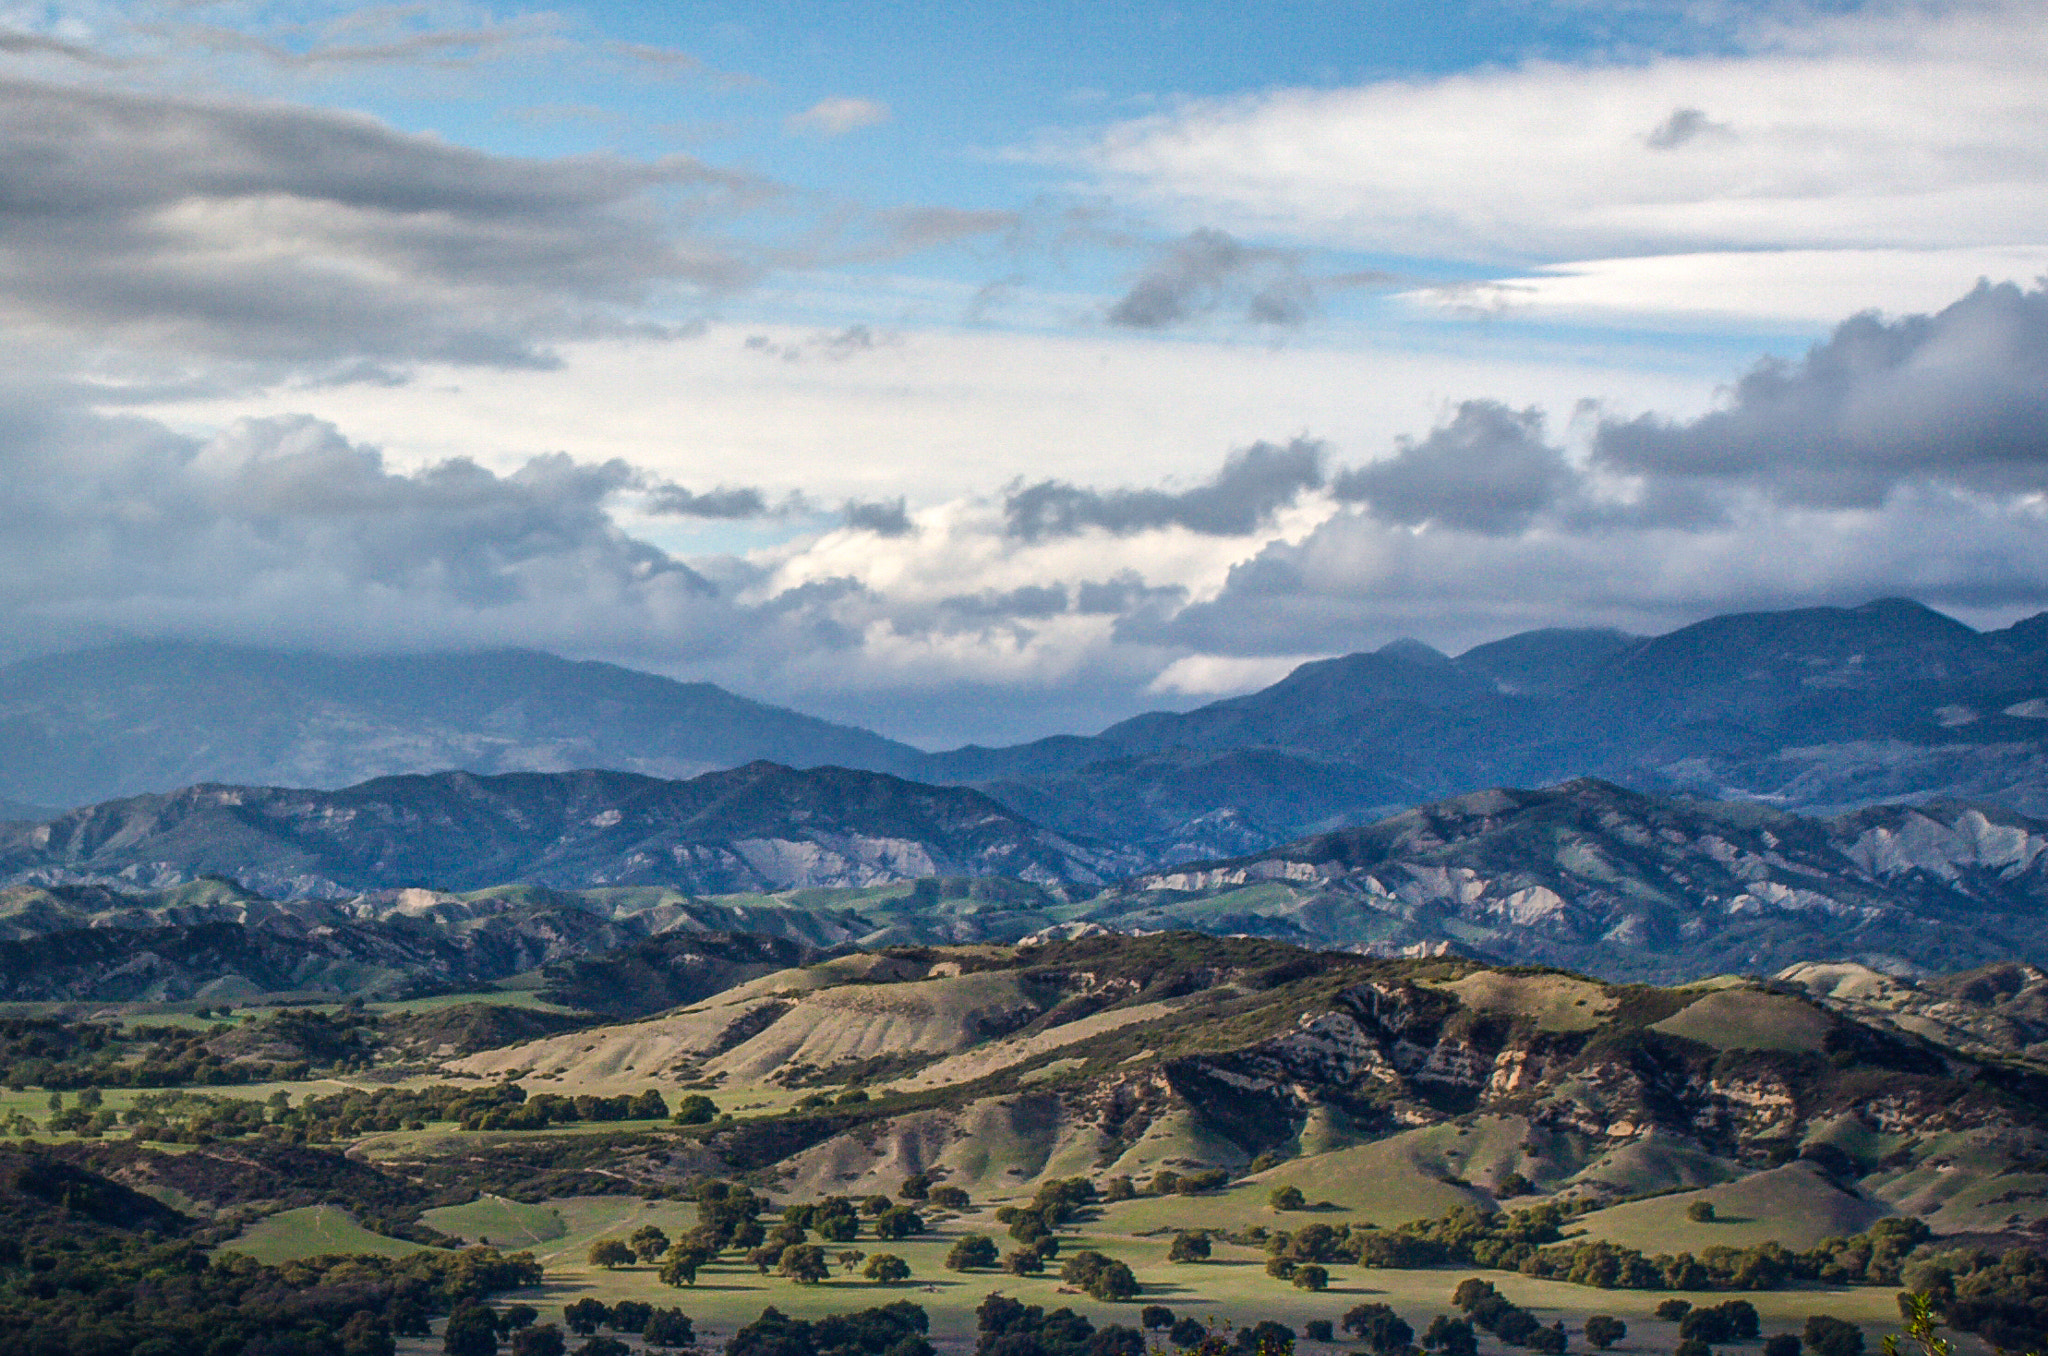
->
<box><xmin>1</xmin><ymin>0</ymin><xmax>2046</xmax><ymax>746</ymax></box>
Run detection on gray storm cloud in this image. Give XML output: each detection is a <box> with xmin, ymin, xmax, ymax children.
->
<box><xmin>1153</xmin><ymin>282</ymin><xmax>2048</xmax><ymax>657</ymax></box>
<box><xmin>0</xmin><ymin>406</ymin><xmax>724</xmax><ymax>657</ymax></box>
<box><xmin>0</xmin><ymin>75</ymin><xmax>766</xmax><ymax>372</ymax></box>
<box><xmin>1004</xmin><ymin>438</ymin><xmax>1325</xmax><ymax>540</ymax></box>
<box><xmin>1595</xmin><ymin>280</ymin><xmax>2048</xmax><ymax>507</ymax></box>
<box><xmin>1333</xmin><ymin>401</ymin><xmax>1575</xmax><ymax>535</ymax></box>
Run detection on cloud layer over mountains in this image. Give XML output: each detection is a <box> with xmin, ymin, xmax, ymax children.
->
<box><xmin>4</xmin><ymin>273</ymin><xmax>2046</xmax><ymax>744</ymax></box>
<box><xmin>0</xmin><ymin>8</ymin><xmax>2042</xmax><ymax>748</ymax></box>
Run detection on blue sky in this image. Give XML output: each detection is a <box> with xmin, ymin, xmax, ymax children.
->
<box><xmin>0</xmin><ymin>0</ymin><xmax>2045</xmax><ymax>745</ymax></box>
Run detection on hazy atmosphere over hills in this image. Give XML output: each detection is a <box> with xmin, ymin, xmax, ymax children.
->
<box><xmin>5</xmin><ymin>5</ymin><xmax>2048</xmax><ymax>1354</ymax></box>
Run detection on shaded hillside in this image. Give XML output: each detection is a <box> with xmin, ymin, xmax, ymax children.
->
<box><xmin>537</xmin><ymin>931</ymin><xmax>828</xmax><ymax>1018</ymax></box>
<box><xmin>1782</xmin><ymin>959</ymin><xmax>2048</xmax><ymax>1062</ymax></box>
<box><xmin>1093</xmin><ymin>779</ymin><xmax>2048</xmax><ymax>980</ymax></box>
<box><xmin>0</xmin><ymin>762</ymin><xmax>1121</xmax><ymax>899</ymax></box>
<box><xmin>0</xmin><ymin>640</ymin><xmax>920</xmax><ymax>807</ymax></box>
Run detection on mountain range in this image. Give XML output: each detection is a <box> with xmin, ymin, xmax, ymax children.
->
<box><xmin>0</xmin><ymin>762</ymin><xmax>1115</xmax><ymax>900</ymax></box>
<box><xmin>1</xmin><ymin>769</ymin><xmax>2045</xmax><ymax>998</ymax></box>
<box><xmin>8</xmin><ymin>599</ymin><xmax>2048</xmax><ymax>863</ymax></box>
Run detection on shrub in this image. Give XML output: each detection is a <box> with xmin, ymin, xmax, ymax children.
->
<box><xmin>644</xmin><ymin>1310</ymin><xmax>695</xmax><ymax>1348</ymax></box>
<box><xmin>1422</xmin><ymin>1316</ymin><xmax>1478</xmax><ymax>1356</ymax></box>
<box><xmin>609</xmin><ymin>1302</ymin><xmax>652</xmax><ymax>1334</ymax></box>
<box><xmin>1676</xmin><ymin>1342</ymin><xmax>1711</xmax><ymax>1356</ymax></box>
<box><xmin>1682</xmin><ymin>1302</ymin><xmax>1760</xmax><ymax>1345</ymax></box>
<box><xmin>1169</xmin><ymin>1231</ymin><xmax>1212</xmax><ymax>1263</ymax></box>
<box><xmin>779</xmin><ymin>1244</ymin><xmax>830</xmax><ymax>1284</ymax></box>
<box><xmin>929</xmin><ymin>1185</ymin><xmax>971</xmax><ymax>1210</ymax></box>
<box><xmin>1803</xmin><ymin>1317</ymin><xmax>1864</xmax><ymax>1356</ymax></box>
<box><xmin>671</xmin><ymin>1097</ymin><xmax>720</xmax><ymax>1130</ymax></box>
<box><xmin>1270</xmin><ymin>1185</ymin><xmax>1307</xmax><ymax>1211</ymax></box>
<box><xmin>947</xmin><ymin>1235</ymin><xmax>999</xmax><ymax>1270</ymax></box>
<box><xmin>1583</xmin><ymin>1317</ymin><xmax>1625</xmax><ymax>1350</ymax></box>
<box><xmin>511</xmin><ymin>1328</ymin><xmax>566</xmax><ymax>1356</ymax></box>
<box><xmin>899</xmin><ymin>1174</ymin><xmax>931</xmax><ymax>1200</ymax></box>
<box><xmin>865</xmin><ymin>1254</ymin><xmax>911</xmax><ymax>1284</ymax></box>
<box><xmin>586</xmin><ymin>1239</ymin><xmax>633</xmax><ymax>1269</ymax></box>
<box><xmin>1171</xmin><ymin>1318</ymin><xmax>1210</xmax><ymax>1347</ymax></box>
<box><xmin>1657</xmin><ymin>1301</ymin><xmax>1694</xmax><ymax>1323</ymax></box>
<box><xmin>1062</xmin><ymin>1250</ymin><xmax>1139</xmax><ymax>1301</ymax></box>
<box><xmin>1238</xmin><ymin>1320</ymin><xmax>1296</xmax><ymax>1356</ymax></box>
<box><xmin>1304</xmin><ymin>1321</ymin><xmax>1333</xmax><ymax>1343</ymax></box>
<box><xmin>1764</xmin><ymin>1337</ymin><xmax>1802</xmax><ymax>1356</ymax></box>
<box><xmin>1142</xmin><ymin>1306</ymin><xmax>1176</xmax><ymax>1331</ymax></box>
<box><xmin>1344</xmin><ymin>1304</ymin><xmax>1414</xmax><ymax>1355</ymax></box>
<box><xmin>1292</xmin><ymin>1264</ymin><xmax>1328</xmax><ymax>1291</ymax></box>
<box><xmin>874</xmin><ymin>1205</ymin><xmax>925</xmax><ymax>1240</ymax></box>
<box><xmin>564</xmin><ymin>1300</ymin><xmax>610</xmax><ymax>1336</ymax></box>
<box><xmin>1688</xmin><ymin>1201</ymin><xmax>1717</xmax><ymax>1224</ymax></box>
<box><xmin>630</xmin><ymin>1226</ymin><xmax>670</xmax><ymax>1263</ymax></box>
<box><xmin>444</xmin><ymin>1304</ymin><xmax>500</xmax><ymax>1356</ymax></box>
<box><xmin>1003</xmin><ymin>1249</ymin><xmax>1045</xmax><ymax>1275</ymax></box>
<box><xmin>658</xmin><ymin>1244</ymin><xmax>711</xmax><ymax>1286</ymax></box>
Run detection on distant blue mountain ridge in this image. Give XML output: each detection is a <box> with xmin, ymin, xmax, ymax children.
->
<box><xmin>5</xmin><ymin>598</ymin><xmax>2048</xmax><ymax>863</ymax></box>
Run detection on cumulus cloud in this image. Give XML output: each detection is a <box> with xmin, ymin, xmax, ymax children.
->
<box><xmin>786</xmin><ymin>97</ymin><xmax>891</xmax><ymax>137</ymax></box>
<box><xmin>1004</xmin><ymin>438</ymin><xmax>1324</xmax><ymax>540</ymax></box>
<box><xmin>1146</xmin><ymin>281</ymin><xmax>2048</xmax><ymax>658</ymax></box>
<box><xmin>0</xmin><ymin>75</ymin><xmax>768</xmax><ymax>373</ymax></box>
<box><xmin>1596</xmin><ymin>280</ymin><xmax>2048</xmax><ymax>507</ymax></box>
<box><xmin>1333</xmin><ymin>402</ymin><xmax>1575</xmax><ymax>534</ymax></box>
<box><xmin>0</xmin><ymin>405</ymin><xmax>727</xmax><ymax>658</ymax></box>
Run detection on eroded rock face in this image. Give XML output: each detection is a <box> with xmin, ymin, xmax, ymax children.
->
<box><xmin>1124</xmin><ymin>780</ymin><xmax>2048</xmax><ymax>981</ymax></box>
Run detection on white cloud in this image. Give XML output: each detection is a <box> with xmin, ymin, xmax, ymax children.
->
<box><xmin>145</xmin><ymin>319</ymin><xmax>1726</xmax><ymax>506</ymax></box>
<box><xmin>1147</xmin><ymin>652</ymin><xmax>1319</xmax><ymax>696</ymax></box>
<box><xmin>785</xmin><ymin>96</ymin><xmax>891</xmax><ymax>137</ymax></box>
<box><xmin>1056</xmin><ymin>2</ymin><xmax>2048</xmax><ymax>267</ymax></box>
<box><xmin>1404</xmin><ymin>247</ymin><xmax>2048</xmax><ymax>329</ymax></box>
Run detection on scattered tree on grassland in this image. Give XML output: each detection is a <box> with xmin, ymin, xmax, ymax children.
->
<box><xmin>586</xmin><ymin>1238</ymin><xmax>633</xmax><ymax>1269</ymax></box>
<box><xmin>865</xmin><ymin>1253</ymin><xmax>911</xmax><ymax>1284</ymax></box>
<box><xmin>948</xmin><ymin>1235</ymin><xmax>999</xmax><ymax>1270</ymax></box>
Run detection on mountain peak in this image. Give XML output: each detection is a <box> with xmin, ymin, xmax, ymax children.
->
<box><xmin>1375</xmin><ymin>637</ymin><xmax>1454</xmax><ymax>664</ymax></box>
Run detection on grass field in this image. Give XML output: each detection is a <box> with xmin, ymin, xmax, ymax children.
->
<box><xmin>471</xmin><ymin>1193</ymin><xmax>1921</xmax><ymax>1353</ymax></box>
<box><xmin>421</xmin><ymin>1194</ymin><xmax>571</xmax><ymax>1248</ymax></box>
<box><xmin>1650</xmin><ymin>990</ymin><xmax>1834</xmax><ymax>1053</ymax></box>
<box><xmin>1572</xmin><ymin>1162</ymin><xmax>1887</xmax><ymax>1253</ymax></box>
<box><xmin>220</xmin><ymin>1205</ymin><xmax>443</xmax><ymax>1264</ymax></box>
